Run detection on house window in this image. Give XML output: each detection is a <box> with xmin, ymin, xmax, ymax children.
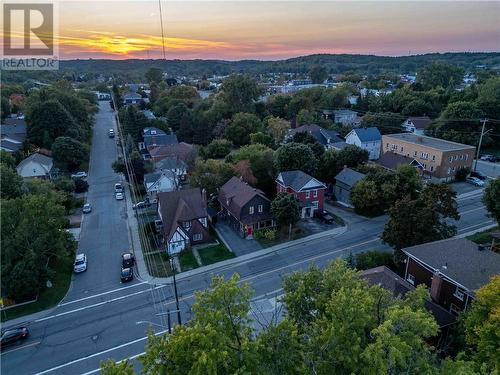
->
<box><xmin>454</xmin><ymin>155</ymin><xmax>458</xmax><ymax>160</ymax></box>
<box><xmin>421</xmin><ymin>152</ymin><xmax>429</xmax><ymax>159</ymax></box>
<box><xmin>430</xmin><ymin>166</ymin><xmax>434</xmax><ymax>172</ymax></box>
<box><xmin>407</xmin><ymin>274</ymin><xmax>415</xmax><ymax>285</ymax></box>
<box><xmin>465</xmin><ymin>154</ymin><xmax>468</xmax><ymax>161</ymax></box>
<box><xmin>432</xmin><ymin>155</ymin><xmax>436</xmax><ymax>161</ymax></box>
<box><xmin>447</xmin><ymin>167</ymin><xmax>452</xmax><ymax>175</ymax></box>
<box><xmin>305</xmin><ymin>191</ymin><xmax>310</xmax><ymax>199</ymax></box>
<box><xmin>453</xmin><ymin>287</ymin><xmax>465</xmax><ymax>301</ymax></box>
<box><xmin>312</xmin><ymin>201</ymin><xmax>319</xmax><ymax>208</ymax></box>
<box><xmin>460</xmin><ymin>155</ymin><xmax>464</xmax><ymax>160</ymax></box>
<box><xmin>258</xmin><ymin>204</ymin><xmax>263</xmax><ymax>213</ymax></box>
<box><xmin>414</xmin><ymin>151</ymin><xmax>417</xmax><ymax>157</ymax></box>
<box><xmin>193</xmin><ymin>233</ymin><xmax>202</xmax><ymax>241</ymax></box>
<box><xmin>313</xmin><ymin>190</ymin><xmax>318</xmax><ymax>198</ymax></box>
<box><xmin>400</xmin><ymin>147</ymin><xmax>403</xmax><ymax>153</ymax></box>
<box><xmin>422</xmin><ymin>163</ymin><xmax>427</xmax><ymax>169</ymax></box>
<box><xmin>249</xmin><ymin>206</ymin><xmax>254</xmax><ymax>214</ymax></box>
<box><xmin>386</xmin><ymin>143</ymin><xmax>390</xmax><ymax>149</ymax></box>
<box><xmin>182</xmin><ymin>221</ymin><xmax>191</xmax><ymax>229</ymax></box>
<box><xmin>450</xmin><ymin>303</ymin><xmax>461</xmax><ymax>316</ymax></box>
<box><xmin>449</xmin><ymin>156</ymin><xmax>453</xmax><ymax>162</ymax></box>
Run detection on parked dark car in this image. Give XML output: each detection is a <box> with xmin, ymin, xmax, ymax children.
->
<box><xmin>315</xmin><ymin>210</ymin><xmax>335</xmax><ymax>224</ymax></box>
<box><xmin>470</xmin><ymin>171</ymin><xmax>487</xmax><ymax>180</ymax></box>
<box><xmin>120</xmin><ymin>268</ymin><xmax>134</xmax><ymax>283</ymax></box>
<box><xmin>132</xmin><ymin>201</ymin><xmax>150</xmax><ymax>210</ymax></box>
<box><xmin>1</xmin><ymin>327</ymin><xmax>29</xmax><ymax>349</ymax></box>
<box><xmin>121</xmin><ymin>252</ymin><xmax>135</xmax><ymax>268</ymax></box>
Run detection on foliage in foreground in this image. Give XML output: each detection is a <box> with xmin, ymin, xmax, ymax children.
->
<box><xmin>101</xmin><ymin>260</ymin><xmax>495</xmax><ymax>374</ymax></box>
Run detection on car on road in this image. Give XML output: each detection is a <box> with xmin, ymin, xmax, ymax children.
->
<box><xmin>71</xmin><ymin>171</ymin><xmax>87</xmax><ymax>179</ymax></box>
<box><xmin>314</xmin><ymin>209</ymin><xmax>335</xmax><ymax>224</ymax></box>
<box><xmin>74</xmin><ymin>253</ymin><xmax>88</xmax><ymax>273</ymax></box>
<box><xmin>109</xmin><ymin>129</ymin><xmax>115</xmax><ymax>138</ymax></box>
<box><xmin>82</xmin><ymin>203</ymin><xmax>92</xmax><ymax>213</ymax></box>
<box><xmin>115</xmin><ymin>192</ymin><xmax>124</xmax><ymax>200</ymax></box>
<box><xmin>120</xmin><ymin>268</ymin><xmax>134</xmax><ymax>283</ymax></box>
<box><xmin>466</xmin><ymin>177</ymin><xmax>485</xmax><ymax>187</ymax></box>
<box><xmin>1</xmin><ymin>327</ymin><xmax>29</xmax><ymax>349</ymax></box>
<box><xmin>122</xmin><ymin>252</ymin><xmax>135</xmax><ymax>268</ymax></box>
<box><xmin>114</xmin><ymin>183</ymin><xmax>123</xmax><ymax>193</ymax></box>
<box><xmin>132</xmin><ymin>201</ymin><xmax>150</xmax><ymax>210</ymax></box>
<box><xmin>470</xmin><ymin>171</ymin><xmax>487</xmax><ymax>180</ymax></box>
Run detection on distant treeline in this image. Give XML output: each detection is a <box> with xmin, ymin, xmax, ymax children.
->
<box><xmin>3</xmin><ymin>52</ymin><xmax>500</xmax><ymax>84</ymax></box>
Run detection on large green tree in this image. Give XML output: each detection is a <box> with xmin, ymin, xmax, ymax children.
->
<box><xmin>417</xmin><ymin>62</ymin><xmax>464</xmax><ymax>90</ymax></box>
<box><xmin>52</xmin><ymin>136</ymin><xmax>89</xmax><ymax>171</ymax></box>
<box><xmin>271</xmin><ymin>193</ymin><xmax>300</xmax><ymax>228</ymax></box>
<box><xmin>231</xmin><ymin>144</ymin><xmax>276</xmax><ymax>194</ymax></box>
<box><xmin>482</xmin><ymin>177</ymin><xmax>500</xmax><ymax>225</ymax></box>
<box><xmin>274</xmin><ymin>143</ymin><xmax>317</xmax><ymax>175</ymax></box>
<box><xmin>225</xmin><ymin>112</ymin><xmax>262</xmax><ymax>146</ymax></box>
<box><xmin>0</xmin><ymin>164</ymin><xmax>23</xmax><ymax>199</ymax></box>
<box><xmin>309</xmin><ymin>65</ymin><xmax>328</xmax><ymax>84</ymax></box>
<box><xmin>218</xmin><ymin>74</ymin><xmax>262</xmax><ymax>114</ymax></box>
<box><xmin>188</xmin><ymin>159</ymin><xmax>234</xmax><ymax>197</ymax></box>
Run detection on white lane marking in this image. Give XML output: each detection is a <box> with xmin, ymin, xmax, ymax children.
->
<box><xmin>35</xmin><ymin>285</ymin><xmax>166</xmax><ymax>323</ymax></box>
<box><xmin>0</xmin><ymin>341</ymin><xmax>41</xmax><ymax>356</ymax></box>
<box><xmin>80</xmin><ymin>351</ymin><xmax>144</xmax><ymax>375</ymax></box>
<box><xmin>34</xmin><ymin>330</ymin><xmax>168</xmax><ymax>375</ymax></box>
<box><xmin>460</xmin><ymin>207</ymin><xmax>487</xmax><ymax>215</ymax></box>
<box><xmin>457</xmin><ymin>221</ymin><xmax>495</xmax><ymax>233</ymax></box>
<box><xmin>58</xmin><ymin>282</ymin><xmax>148</xmax><ymax>307</ymax></box>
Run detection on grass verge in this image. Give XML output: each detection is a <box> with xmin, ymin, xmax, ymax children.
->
<box><xmin>179</xmin><ymin>250</ymin><xmax>199</xmax><ymax>271</ymax></box>
<box><xmin>144</xmin><ymin>252</ymin><xmax>173</xmax><ymax>277</ymax></box>
<box><xmin>199</xmin><ymin>244</ymin><xmax>236</xmax><ymax>265</ymax></box>
<box><xmin>467</xmin><ymin>226</ymin><xmax>499</xmax><ymax>244</ymax></box>
<box><xmin>1</xmin><ymin>254</ymin><xmax>74</xmax><ymax>322</ymax></box>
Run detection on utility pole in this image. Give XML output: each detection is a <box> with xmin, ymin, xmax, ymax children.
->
<box><xmin>169</xmin><ymin>257</ymin><xmax>182</xmax><ymax>325</ymax></box>
<box><xmin>474</xmin><ymin>119</ymin><xmax>488</xmax><ymax>172</ymax></box>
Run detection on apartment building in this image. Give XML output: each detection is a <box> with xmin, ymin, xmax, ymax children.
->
<box><xmin>381</xmin><ymin>133</ymin><xmax>475</xmax><ymax>181</ymax></box>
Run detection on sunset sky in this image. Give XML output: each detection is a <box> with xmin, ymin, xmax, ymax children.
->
<box><xmin>8</xmin><ymin>1</ymin><xmax>500</xmax><ymax>60</ymax></box>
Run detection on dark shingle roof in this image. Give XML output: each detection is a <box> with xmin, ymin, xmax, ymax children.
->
<box><xmin>288</xmin><ymin>124</ymin><xmax>343</xmax><ymax>147</ymax></box>
<box><xmin>379</xmin><ymin>152</ymin><xmax>418</xmax><ymax>171</ymax></box>
<box><xmin>276</xmin><ymin>170</ymin><xmax>326</xmax><ymax>192</ymax></box>
<box><xmin>143</xmin><ymin>127</ymin><xmax>178</xmax><ymax>149</ymax></box>
<box><xmin>158</xmin><ymin>188</ymin><xmax>207</xmax><ymax>241</ymax></box>
<box><xmin>334</xmin><ymin>168</ymin><xmax>365</xmax><ymax>187</ymax></box>
<box><xmin>156</xmin><ymin>156</ymin><xmax>187</xmax><ymax>171</ymax></box>
<box><xmin>351</xmin><ymin>127</ymin><xmax>381</xmax><ymax>142</ymax></box>
<box><xmin>361</xmin><ymin>266</ymin><xmax>456</xmax><ymax>328</ymax></box>
<box><xmin>149</xmin><ymin>142</ymin><xmax>195</xmax><ymax>163</ymax></box>
<box><xmin>403</xmin><ymin>238</ymin><xmax>500</xmax><ymax>292</ymax></box>
<box><xmin>407</xmin><ymin>116</ymin><xmax>432</xmax><ymax>129</ymax></box>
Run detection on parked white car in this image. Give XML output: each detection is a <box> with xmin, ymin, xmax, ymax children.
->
<box><xmin>74</xmin><ymin>253</ymin><xmax>87</xmax><ymax>273</ymax></box>
<box><xmin>114</xmin><ymin>183</ymin><xmax>123</xmax><ymax>193</ymax></box>
<box><xmin>82</xmin><ymin>203</ymin><xmax>92</xmax><ymax>213</ymax></box>
<box><xmin>71</xmin><ymin>171</ymin><xmax>87</xmax><ymax>179</ymax></box>
<box><xmin>466</xmin><ymin>177</ymin><xmax>485</xmax><ymax>187</ymax></box>
<box><xmin>115</xmin><ymin>192</ymin><xmax>124</xmax><ymax>200</ymax></box>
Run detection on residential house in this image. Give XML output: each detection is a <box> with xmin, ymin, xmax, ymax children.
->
<box><xmin>361</xmin><ymin>266</ymin><xmax>456</xmax><ymax>329</ymax></box>
<box><xmin>402</xmin><ymin>116</ymin><xmax>432</xmax><ymax>136</ymax></box>
<box><xmin>218</xmin><ymin>177</ymin><xmax>276</xmax><ymax>238</ymax></box>
<box><xmin>381</xmin><ymin>133</ymin><xmax>475</xmax><ymax>181</ymax></box>
<box><xmin>286</xmin><ymin>124</ymin><xmax>344</xmax><ymax>150</ymax></box>
<box><xmin>345</xmin><ymin>127</ymin><xmax>381</xmax><ymax>160</ymax></box>
<box><xmin>333</xmin><ymin>109</ymin><xmax>358</xmax><ymax>125</ymax></box>
<box><xmin>1</xmin><ymin>117</ymin><xmax>26</xmax><ymax>153</ymax></box>
<box><xmin>16</xmin><ymin>153</ymin><xmax>53</xmax><ymax>178</ymax></box>
<box><xmin>141</xmin><ymin>110</ymin><xmax>156</xmax><ymax>120</ymax></box>
<box><xmin>155</xmin><ymin>156</ymin><xmax>188</xmax><ymax>181</ymax></box>
<box><xmin>378</xmin><ymin>152</ymin><xmax>423</xmax><ymax>173</ymax></box>
<box><xmin>402</xmin><ymin>237</ymin><xmax>500</xmax><ymax>315</ymax></box>
<box><xmin>149</xmin><ymin>142</ymin><xmax>196</xmax><ymax>165</ymax></box>
<box><xmin>123</xmin><ymin>92</ymin><xmax>142</xmax><ymax>105</ymax></box>
<box><xmin>347</xmin><ymin>95</ymin><xmax>359</xmax><ymax>105</ymax></box>
<box><xmin>157</xmin><ymin>188</ymin><xmax>210</xmax><ymax>255</ymax></box>
<box><xmin>276</xmin><ymin>170</ymin><xmax>327</xmax><ymax>218</ymax></box>
<box><xmin>139</xmin><ymin>127</ymin><xmax>178</xmax><ymax>154</ymax></box>
<box><xmin>334</xmin><ymin>168</ymin><xmax>365</xmax><ymax>207</ymax></box>
<box><xmin>144</xmin><ymin>171</ymin><xmax>178</xmax><ymax>202</ymax></box>
<box><xmin>95</xmin><ymin>92</ymin><xmax>111</xmax><ymax>101</ymax></box>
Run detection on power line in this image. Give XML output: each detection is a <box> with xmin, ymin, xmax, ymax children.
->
<box><xmin>158</xmin><ymin>0</ymin><xmax>166</xmax><ymax>60</ymax></box>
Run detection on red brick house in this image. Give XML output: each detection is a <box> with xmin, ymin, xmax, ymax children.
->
<box><xmin>403</xmin><ymin>237</ymin><xmax>500</xmax><ymax>315</ymax></box>
<box><xmin>276</xmin><ymin>170</ymin><xmax>327</xmax><ymax>218</ymax></box>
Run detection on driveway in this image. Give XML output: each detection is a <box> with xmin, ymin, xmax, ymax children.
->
<box><xmin>474</xmin><ymin>159</ymin><xmax>500</xmax><ymax>178</ymax></box>
<box><xmin>214</xmin><ymin>222</ymin><xmax>262</xmax><ymax>256</ymax></box>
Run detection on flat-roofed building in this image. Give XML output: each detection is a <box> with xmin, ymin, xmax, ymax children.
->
<box><xmin>381</xmin><ymin>133</ymin><xmax>475</xmax><ymax>181</ymax></box>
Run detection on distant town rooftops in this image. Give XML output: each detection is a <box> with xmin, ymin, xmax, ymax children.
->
<box><xmin>383</xmin><ymin>133</ymin><xmax>475</xmax><ymax>151</ymax></box>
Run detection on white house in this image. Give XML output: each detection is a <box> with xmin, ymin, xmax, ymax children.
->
<box><xmin>144</xmin><ymin>171</ymin><xmax>178</xmax><ymax>202</ymax></box>
<box><xmin>401</xmin><ymin>116</ymin><xmax>432</xmax><ymax>136</ymax></box>
<box><xmin>16</xmin><ymin>153</ymin><xmax>53</xmax><ymax>178</ymax></box>
<box><xmin>345</xmin><ymin>127</ymin><xmax>382</xmax><ymax>160</ymax></box>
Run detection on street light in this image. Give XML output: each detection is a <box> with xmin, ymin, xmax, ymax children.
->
<box><xmin>169</xmin><ymin>257</ymin><xmax>182</xmax><ymax>326</ymax></box>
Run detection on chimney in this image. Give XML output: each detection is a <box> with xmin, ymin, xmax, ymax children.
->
<box><xmin>430</xmin><ymin>271</ymin><xmax>443</xmax><ymax>303</ymax></box>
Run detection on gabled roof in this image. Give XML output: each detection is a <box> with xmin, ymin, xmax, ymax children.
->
<box><xmin>158</xmin><ymin>188</ymin><xmax>208</xmax><ymax>241</ymax></box>
<box><xmin>276</xmin><ymin>170</ymin><xmax>326</xmax><ymax>192</ymax></box>
<box><xmin>16</xmin><ymin>153</ymin><xmax>53</xmax><ymax>172</ymax></box>
<box><xmin>218</xmin><ymin>177</ymin><xmax>271</xmax><ymax>221</ymax></box>
<box><xmin>361</xmin><ymin>266</ymin><xmax>456</xmax><ymax>328</ymax></box>
<box><xmin>1</xmin><ymin>118</ymin><xmax>27</xmax><ymax>134</ymax></box>
<box><xmin>334</xmin><ymin>168</ymin><xmax>365</xmax><ymax>187</ymax></box>
<box><xmin>123</xmin><ymin>92</ymin><xmax>142</xmax><ymax>100</ymax></box>
<box><xmin>349</xmin><ymin>127</ymin><xmax>381</xmax><ymax>142</ymax></box>
<box><xmin>378</xmin><ymin>152</ymin><xmax>422</xmax><ymax>171</ymax></box>
<box><xmin>287</xmin><ymin>124</ymin><xmax>343</xmax><ymax>147</ymax></box>
<box><xmin>149</xmin><ymin>142</ymin><xmax>195</xmax><ymax>163</ymax></box>
<box><xmin>143</xmin><ymin>127</ymin><xmax>178</xmax><ymax>149</ymax></box>
<box><xmin>403</xmin><ymin>238</ymin><xmax>500</xmax><ymax>293</ymax></box>
<box><xmin>144</xmin><ymin>171</ymin><xmax>177</xmax><ymax>189</ymax></box>
<box><xmin>156</xmin><ymin>156</ymin><xmax>187</xmax><ymax>171</ymax></box>
<box><xmin>406</xmin><ymin>116</ymin><xmax>432</xmax><ymax>129</ymax></box>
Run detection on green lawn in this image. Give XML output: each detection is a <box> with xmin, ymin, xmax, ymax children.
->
<box><xmin>179</xmin><ymin>250</ymin><xmax>199</xmax><ymax>271</ymax></box>
<box><xmin>467</xmin><ymin>227</ymin><xmax>499</xmax><ymax>244</ymax></box>
<box><xmin>1</xmin><ymin>254</ymin><xmax>74</xmax><ymax>322</ymax></box>
<box><xmin>198</xmin><ymin>244</ymin><xmax>236</xmax><ymax>265</ymax></box>
<box><xmin>144</xmin><ymin>252</ymin><xmax>173</xmax><ymax>277</ymax></box>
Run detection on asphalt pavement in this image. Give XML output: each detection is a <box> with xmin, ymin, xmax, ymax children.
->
<box><xmin>0</xmin><ymin>110</ymin><xmax>496</xmax><ymax>375</ymax></box>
